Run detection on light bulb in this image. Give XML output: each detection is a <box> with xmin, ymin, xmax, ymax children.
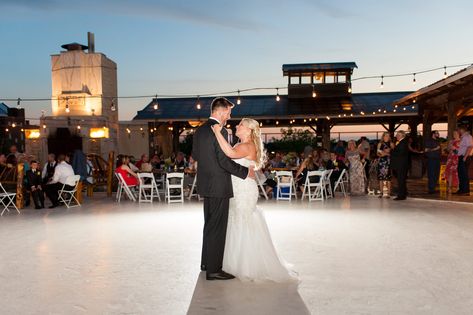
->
<box><xmin>413</xmin><ymin>73</ymin><xmax>416</xmax><ymax>85</ymax></box>
<box><xmin>312</xmin><ymin>91</ymin><xmax>317</xmax><ymax>98</ymax></box>
<box><xmin>276</xmin><ymin>88</ymin><xmax>280</xmax><ymax>102</ymax></box>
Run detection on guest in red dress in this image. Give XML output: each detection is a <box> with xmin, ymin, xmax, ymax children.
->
<box><xmin>444</xmin><ymin>130</ymin><xmax>460</xmax><ymax>192</ymax></box>
<box><xmin>115</xmin><ymin>155</ymin><xmax>139</xmax><ymax>186</ymax></box>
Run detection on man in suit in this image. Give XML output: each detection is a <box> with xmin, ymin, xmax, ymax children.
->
<box><xmin>391</xmin><ymin>130</ymin><xmax>409</xmax><ymax>200</ymax></box>
<box><xmin>26</xmin><ymin>160</ymin><xmax>45</xmax><ymax>209</ymax></box>
<box><xmin>42</xmin><ymin>153</ymin><xmax>57</xmax><ymax>185</ymax></box>
<box><xmin>192</xmin><ymin>97</ymin><xmax>255</xmax><ymax>280</ymax></box>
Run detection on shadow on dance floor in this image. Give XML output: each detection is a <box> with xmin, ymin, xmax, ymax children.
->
<box><xmin>187</xmin><ymin>272</ymin><xmax>310</xmax><ymax>315</ymax></box>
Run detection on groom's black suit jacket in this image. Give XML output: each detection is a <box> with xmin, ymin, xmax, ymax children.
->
<box><xmin>192</xmin><ymin>119</ymin><xmax>248</xmax><ymax>198</ymax></box>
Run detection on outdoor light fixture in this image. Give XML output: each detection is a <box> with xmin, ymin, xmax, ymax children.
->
<box><xmin>25</xmin><ymin>129</ymin><xmax>40</xmax><ymax>139</ymax></box>
<box><xmin>42</xmin><ymin>124</ymin><xmax>47</xmax><ymax>129</ymax></box>
<box><xmin>443</xmin><ymin>66</ymin><xmax>447</xmax><ymax>78</ymax></box>
<box><xmin>111</xmin><ymin>99</ymin><xmax>116</xmax><ymax>111</ymax></box>
<box><xmin>152</xmin><ymin>95</ymin><xmax>159</xmax><ymax>110</ymax></box>
<box><xmin>196</xmin><ymin>96</ymin><xmax>201</xmax><ymax>110</ymax></box>
<box><xmin>237</xmin><ymin>90</ymin><xmax>241</xmax><ymax>105</ymax></box>
<box><xmin>380</xmin><ymin>75</ymin><xmax>384</xmax><ymax>88</ymax></box>
<box><xmin>90</xmin><ymin>127</ymin><xmax>109</xmax><ymax>139</ymax></box>
<box><xmin>12</xmin><ymin>123</ymin><xmax>16</xmax><ymax>128</ymax></box>
<box><xmin>276</xmin><ymin>88</ymin><xmax>280</xmax><ymax>102</ymax></box>
<box><xmin>312</xmin><ymin>85</ymin><xmax>317</xmax><ymax>98</ymax></box>
<box><xmin>348</xmin><ymin>86</ymin><xmax>352</xmax><ymax>93</ymax></box>
<box><xmin>17</xmin><ymin>98</ymin><xmax>21</xmax><ymax>109</ymax></box>
<box><xmin>413</xmin><ymin>73</ymin><xmax>416</xmax><ymax>85</ymax></box>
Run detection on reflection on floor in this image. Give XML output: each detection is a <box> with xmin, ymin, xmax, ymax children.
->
<box><xmin>187</xmin><ymin>273</ymin><xmax>309</xmax><ymax>314</ymax></box>
<box><xmin>2</xmin><ymin>194</ymin><xmax>473</xmax><ymax>314</ymax></box>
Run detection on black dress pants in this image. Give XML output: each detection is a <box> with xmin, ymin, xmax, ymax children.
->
<box><xmin>45</xmin><ymin>183</ymin><xmax>74</xmax><ymax>205</ymax></box>
<box><xmin>394</xmin><ymin>167</ymin><xmax>408</xmax><ymax>198</ymax></box>
<box><xmin>31</xmin><ymin>189</ymin><xmax>45</xmax><ymax>208</ymax></box>
<box><xmin>201</xmin><ymin>197</ymin><xmax>230</xmax><ymax>274</ymax></box>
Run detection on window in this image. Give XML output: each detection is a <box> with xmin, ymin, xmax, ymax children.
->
<box><xmin>289</xmin><ymin>76</ymin><xmax>299</xmax><ymax>85</ymax></box>
<box><xmin>301</xmin><ymin>76</ymin><xmax>311</xmax><ymax>84</ymax></box>
<box><xmin>337</xmin><ymin>74</ymin><xmax>347</xmax><ymax>83</ymax></box>
<box><xmin>313</xmin><ymin>73</ymin><xmax>323</xmax><ymax>84</ymax></box>
<box><xmin>325</xmin><ymin>74</ymin><xmax>335</xmax><ymax>84</ymax></box>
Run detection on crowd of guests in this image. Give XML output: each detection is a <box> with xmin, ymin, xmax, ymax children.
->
<box><xmin>0</xmin><ymin>146</ymin><xmax>95</xmax><ymax>209</ymax></box>
<box><xmin>256</xmin><ymin>126</ymin><xmax>473</xmax><ymax>200</ymax></box>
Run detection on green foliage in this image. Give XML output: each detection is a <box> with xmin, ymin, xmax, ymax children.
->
<box><xmin>266</xmin><ymin>128</ymin><xmax>318</xmax><ymax>152</ymax></box>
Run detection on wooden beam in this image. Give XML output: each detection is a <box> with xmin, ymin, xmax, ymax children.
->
<box><xmin>16</xmin><ymin>163</ymin><xmax>24</xmax><ymax>209</ymax></box>
<box><xmin>106</xmin><ymin>151</ymin><xmax>114</xmax><ymax>197</ymax></box>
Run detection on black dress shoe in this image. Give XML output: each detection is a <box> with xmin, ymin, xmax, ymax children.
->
<box><xmin>200</xmin><ymin>264</ymin><xmax>207</xmax><ymax>271</ymax></box>
<box><xmin>393</xmin><ymin>196</ymin><xmax>406</xmax><ymax>201</ymax></box>
<box><xmin>206</xmin><ymin>271</ymin><xmax>236</xmax><ymax>280</ymax></box>
<box><xmin>35</xmin><ymin>206</ymin><xmax>42</xmax><ymax>209</ymax></box>
<box><xmin>49</xmin><ymin>203</ymin><xmax>58</xmax><ymax>209</ymax></box>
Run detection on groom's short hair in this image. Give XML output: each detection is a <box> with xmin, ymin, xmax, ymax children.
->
<box><xmin>211</xmin><ymin>97</ymin><xmax>234</xmax><ymax>113</ymax></box>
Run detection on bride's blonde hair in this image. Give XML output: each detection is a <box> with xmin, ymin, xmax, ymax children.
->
<box><xmin>241</xmin><ymin>118</ymin><xmax>266</xmax><ymax>170</ymax></box>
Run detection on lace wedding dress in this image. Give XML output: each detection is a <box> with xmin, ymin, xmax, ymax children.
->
<box><xmin>222</xmin><ymin>158</ymin><xmax>299</xmax><ymax>282</ymax></box>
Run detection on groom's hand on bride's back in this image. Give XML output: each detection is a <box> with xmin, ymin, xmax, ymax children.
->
<box><xmin>247</xmin><ymin>165</ymin><xmax>256</xmax><ymax>180</ymax></box>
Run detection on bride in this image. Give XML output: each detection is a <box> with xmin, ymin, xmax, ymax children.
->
<box><xmin>211</xmin><ymin>118</ymin><xmax>298</xmax><ymax>282</ymax></box>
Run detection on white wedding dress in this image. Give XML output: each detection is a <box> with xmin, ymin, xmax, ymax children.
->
<box><xmin>222</xmin><ymin>158</ymin><xmax>299</xmax><ymax>282</ymax></box>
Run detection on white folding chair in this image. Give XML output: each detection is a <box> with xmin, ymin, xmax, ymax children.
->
<box><xmin>154</xmin><ymin>173</ymin><xmax>166</xmax><ymax>197</ymax></box>
<box><xmin>255</xmin><ymin>171</ymin><xmax>269</xmax><ymax>200</ymax></box>
<box><xmin>138</xmin><ymin>172</ymin><xmax>161</xmax><ymax>203</ymax></box>
<box><xmin>301</xmin><ymin>170</ymin><xmax>325</xmax><ymax>201</ymax></box>
<box><xmin>166</xmin><ymin>172</ymin><xmax>184</xmax><ymax>203</ymax></box>
<box><xmin>275</xmin><ymin>171</ymin><xmax>295</xmax><ymax>201</ymax></box>
<box><xmin>333</xmin><ymin>169</ymin><xmax>348</xmax><ymax>197</ymax></box>
<box><xmin>116</xmin><ymin>172</ymin><xmax>137</xmax><ymax>202</ymax></box>
<box><xmin>0</xmin><ymin>183</ymin><xmax>20</xmax><ymax>216</ymax></box>
<box><xmin>188</xmin><ymin>174</ymin><xmax>202</xmax><ymax>201</ymax></box>
<box><xmin>323</xmin><ymin>169</ymin><xmax>334</xmax><ymax>199</ymax></box>
<box><xmin>58</xmin><ymin>175</ymin><xmax>81</xmax><ymax>208</ymax></box>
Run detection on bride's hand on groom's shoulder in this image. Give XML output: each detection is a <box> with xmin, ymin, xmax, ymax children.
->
<box><xmin>211</xmin><ymin>124</ymin><xmax>222</xmax><ymax>134</ymax></box>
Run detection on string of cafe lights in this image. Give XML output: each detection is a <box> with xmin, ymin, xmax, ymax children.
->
<box><xmin>2</xmin><ymin>61</ymin><xmax>472</xmax><ymax>133</ymax></box>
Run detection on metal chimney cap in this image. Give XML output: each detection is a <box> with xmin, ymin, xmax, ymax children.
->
<box><xmin>61</xmin><ymin>42</ymin><xmax>88</xmax><ymax>51</ymax></box>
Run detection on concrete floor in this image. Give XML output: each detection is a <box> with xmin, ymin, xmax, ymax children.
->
<box><xmin>1</xmin><ymin>195</ymin><xmax>473</xmax><ymax>314</ymax></box>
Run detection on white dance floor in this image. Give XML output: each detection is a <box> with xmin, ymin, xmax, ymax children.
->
<box><xmin>1</xmin><ymin>195</ymin><xmax>473</xmax><ymax>314</ymax></box>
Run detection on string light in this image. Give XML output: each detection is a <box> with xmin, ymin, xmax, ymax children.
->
<box><xmin>196</xmin><ymin>96</ymin><xmax>201</xmax><ymax>110</ymax></box>
<box><xmin>443</xmin><ymin>66</ymin><xmax>447</xmax><ymax>78</ymax></box>
<box><xmin>111</xmin><ymin>99</ymin><xmax>116</xmax><ymax>111</ymax></box>
<box><xmin>77</xmin><ymin>125</ymin><xmax>81</xmax><ymax>130</ymax></box>
<box><xmin>276</xmin><ymin>88</ymin><xmax>280</xmax><ymax>102</ymax></box>
<box><xmin>42</xmin><ymin>124</ymin><xmax>46</xmax><ymax>129</ymax></box>
<box><xmin>153</xmin><ymin>95</ymin><xmax>159</xmax><ymax>110</ymax></box>
<box><xmin>326</xmin><ymin>116</ymin><xmax>330</xmax><ymax>120</ymax></box>
<box><xmin>17</xmin><ymin>98</ymin><xmax>21</xmax><ymax>109</ymax></box>
<box><xmin>65</xmin><ymin>98</ymin><xmax>70</xmax><ymax>113</ymax></box>
<box><xmin>413</xmin><ymin>73</ymin><xmax>416</xmax><ymax>85</ymax></box>
<box><xmin>348</xmin><ymin>86</ymin><xmax>352</xmax><ymax>93</ymax></box>
<box><xmin>312</xmin><ymin>85</ymin><xmax>317</xmax><ymax>98</ymax></box>
<box><xmin>380</xmin><ymin>75</ymin><xmax>384</xmax><ymax>88</ymax></box>
<box><xmin>12</xmin><ymin>123</ymin><xmax>16</xmax><ymax>128</ymax></box>
<box><xmin>237</xmin><ymin>90</ymin><xmax>241</xmax><ymax>105</ymax></box>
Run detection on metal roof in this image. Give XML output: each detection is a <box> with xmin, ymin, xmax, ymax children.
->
<box><xmin>133</xmin><ymin>91</ymin><xmax>415</xmax><ymax>122</ymax></box>
<box><xmin>283</xmin><ymin>62</ymin><xmax>358</xmax><ymax>73</ymax></box>
<box><xmin>0</xmin><ymin>102</ymin><xmax>9</xmax><ymax>117</ymax></box>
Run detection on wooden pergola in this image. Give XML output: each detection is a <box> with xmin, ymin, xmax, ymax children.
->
<box><xmin>394</xmin><ymin>65</ymin><xmax>473</xmax><ymax>140</ymax></box>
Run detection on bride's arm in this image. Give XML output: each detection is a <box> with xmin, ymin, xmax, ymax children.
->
<box><xmin>211</xmin><ymin>124</ymin><xmax>250</xmax><ymax>159</ymax></box>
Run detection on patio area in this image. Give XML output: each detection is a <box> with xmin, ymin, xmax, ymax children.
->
<box><xmin>2</xmin><ymin>194</ymin><xmax>473</xmax><ymax>314</ymax></box>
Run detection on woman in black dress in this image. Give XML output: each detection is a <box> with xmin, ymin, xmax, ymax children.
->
<box><xmin>377</xmin><ymin>132</ymin><xmax>394</xmax><ymax>197</ymax></box>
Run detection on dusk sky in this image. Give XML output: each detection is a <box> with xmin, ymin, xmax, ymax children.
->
<box><xmin>1</xmin><ymin>0</ymin><xmax>472</xmax><ymax>121</ymax></box>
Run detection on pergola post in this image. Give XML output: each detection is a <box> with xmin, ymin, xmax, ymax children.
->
<box><xmin>422</xmin><ymin>110</ymin><xmax>432</xmax><ymax>143</ymax></box>
<box><xmin>316</xmin><ymin>119</ymin><xmax>331</xmax><ymax>150</ymax></box>
<box><xmin>408</xmin><ymin>118</ymin><xmax>419</xmax><ymax>138</ymax></box>
<box><xmin>172</xmin><ymin>123</ymin><xmax>180</xmax><ymax>154</ymax></box>
<box><xmin>447</xmin><ymin>101</ymin><xmax>458</xmax><ymax>140</ymax></box>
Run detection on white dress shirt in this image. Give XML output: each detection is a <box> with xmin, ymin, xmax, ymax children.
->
<box><xmin>50</xmin><ymin>161</ymin><xmax>75</xmax><ymax>185</ymax></box>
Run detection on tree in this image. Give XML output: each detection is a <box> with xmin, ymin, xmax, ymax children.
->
<box><xmin>266</xmin><ymin>128</ymin><xmax>318</xmax><ymax>152</ymax></box>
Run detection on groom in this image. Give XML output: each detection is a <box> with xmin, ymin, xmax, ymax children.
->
<box><xmin>192</xmin><ymin>97</ymin><xmax>255</xmax><ymax>280</ymax></box>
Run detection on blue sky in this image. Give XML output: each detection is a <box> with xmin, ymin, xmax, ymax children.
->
<box><xmin>1</xmin><ymin>0</ymin><xmax>472</xmax><ymax>121</ymax></box>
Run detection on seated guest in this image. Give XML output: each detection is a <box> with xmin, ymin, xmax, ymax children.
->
<box><xmin>326</xmin><ymin>152</ymin><xmax>348</xmax><ymax>193</ymax></box>
<box><xmin>174</xmin><ymin>152</ymin><xmax>187</xmax><ymax>169</ymax></box>
<box><xmin>42</xmin><ymin>153</ymin><xmax>57</xmax><ymax>184</ymax></box>
<box><xmin>270</xmin><ymin>152</ymin><xmax>286</xmax><ymax>168</ymax></box>
<box><xmin>45</xmin><ymin>154</ymin><xmax>75</xmax><ymax>208</ymax></box>
<box><xmin>115</xmin><ymin>155</ymin><xmax>139</xmax><ymax>186</ymax></box>
<box><xmin>295</xmin><ymin>154</ymin><xmax>320</xmax><ymax>192</ymax></box>
<box><xmin>135</xmin><ymin>154</ymin><xmax>149</xmax><ymax>170</ymax></box>
<box><xmin>26</xmin><ymin>160</ymin><xmax>45</xmax><ymax>209</ymax></box>
<box><xmin>150</xmin><ymin>154</ymin><xmax>164</xmax><ymax>170</ymax></box>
